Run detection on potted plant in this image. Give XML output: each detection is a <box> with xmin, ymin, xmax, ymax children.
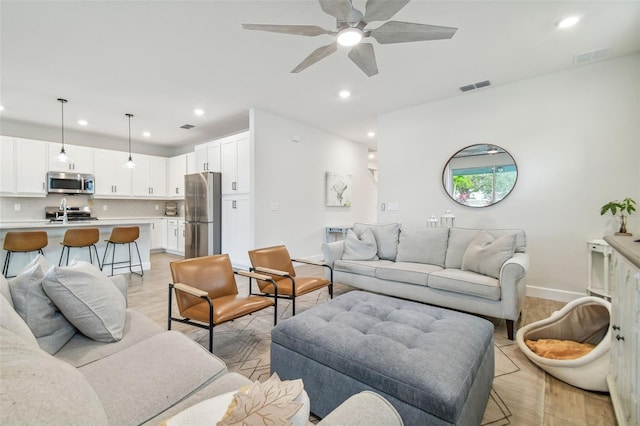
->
<box><xmin>600</xmin><ymin>197</ymin><xmax>636</xmax><ymax>235</ymax></box>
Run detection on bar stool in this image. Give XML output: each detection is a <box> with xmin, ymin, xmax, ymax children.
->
<box><xmin>2</xmin><ymin>231</ymin><xmax>48</xmax><ymax>277</ymax></box>
<box><xmin>101</xmin><ymin>226</ymin><xmax>143</xmax><ymax>276</ymax></box>
<box><xmin>58</xmin><ymin>228</ymin><xmax>101</xmax><ymax>268</ymax></box>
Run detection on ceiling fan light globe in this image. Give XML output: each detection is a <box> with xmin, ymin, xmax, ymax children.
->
<box><xmin>337</xmin><ymin>27</ymin><xmax>363</xmax><ymax>47</ymax></box>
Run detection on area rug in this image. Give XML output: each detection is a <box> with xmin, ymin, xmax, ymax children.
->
<box><xmin>188</xmin><ymin>284</ymin><xmax>545</xmax><ymax>425</ymax></box>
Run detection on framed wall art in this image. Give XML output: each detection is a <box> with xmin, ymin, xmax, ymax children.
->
<box><xmin>326</xmin><ymin>172</ymin><xmax>352</xmax><ymax>207</ymax></box>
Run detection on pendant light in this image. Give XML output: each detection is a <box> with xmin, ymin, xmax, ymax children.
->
<box><xmin>122</xmin><ymin>113</ymin><xmax>136</xmax><ymax>169</ymax></box>
<box><xmin>54</xmin><ymin>98</ymin><xmax>72</xmax><ymax>163</ymax></box>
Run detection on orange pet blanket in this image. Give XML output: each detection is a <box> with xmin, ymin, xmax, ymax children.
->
<box><xmin>525</xmin><ymin>339</ymin><xmax>596</xmax><ymax>360</ymax></box>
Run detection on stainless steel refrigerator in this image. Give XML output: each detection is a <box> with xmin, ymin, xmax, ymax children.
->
<box><xmin>184</xmin><ymin>172</ymin><xmax>221</xmax><ymax>258</ymax></box>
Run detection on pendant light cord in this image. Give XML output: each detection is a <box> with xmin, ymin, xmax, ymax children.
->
<box><xmin>57</xmin><ymin>98</ymin><xmax>68</xmax><ymax>153</ymax></box>
<box><xmin>126</xmin><ymin>113</ymin><xmax>134</xmax><ymax>161</ymax></box>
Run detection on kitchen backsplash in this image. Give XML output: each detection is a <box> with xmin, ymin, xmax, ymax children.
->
<box><xmin>0</xmin><ymin>195</ymin><xmax>184</xmax><ymax>221</ymax></box>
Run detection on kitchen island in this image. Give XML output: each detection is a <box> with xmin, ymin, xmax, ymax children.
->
<box><xmin>0</xmin><ymin>219</ymin><xmax>155</xmax><ymax>276</ymax></box>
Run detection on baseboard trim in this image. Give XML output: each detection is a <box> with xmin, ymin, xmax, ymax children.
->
<box><xmin>525</xmin><ymin>285</ymin><xmax>586</xmax><ymax>303</ymax></box>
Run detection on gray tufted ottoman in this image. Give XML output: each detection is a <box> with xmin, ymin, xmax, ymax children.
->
<box><xmin>271</xmin><ymin>291</ymin><xmax>494</xmax><ymax>425</ymax></box>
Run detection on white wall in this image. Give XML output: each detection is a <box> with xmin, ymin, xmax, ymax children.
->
<box><xmin>252</xmin><ymin>108</ymin><xmax>377</xmax><ymax>259</ymax></box>
<box><xmin>377</xmin><ymin>54</ymin><xmax>640</xmax><ymax>300</ymax></box>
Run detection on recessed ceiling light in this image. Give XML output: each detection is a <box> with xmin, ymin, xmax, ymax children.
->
<box><xmin>194</xmin><ymin>109</ymin><xmax>204</xmax><ymax>116</ymax></box>
<box><xmin>142</xmin><ymin>131</ymin><xmax>151</xmax><ymax>137</ymax></box>
<box><xmin>78</xmin><ymin>120</ymin><xmax>88</xmax><ymax>126</ymax></box>
<box><xmin>367</xmin><ymin>131</ymin><xmax>376</xmax><ymax>137</ymax></box>
<box><xmin>557</xmin><ymin>16</ymin><xmax>580</xmax><ymax>29</ymax></box>
<box><xmin>339</xmin><ymin>90</ymin><xmax>351</xmax><ymax>99</ymax></box>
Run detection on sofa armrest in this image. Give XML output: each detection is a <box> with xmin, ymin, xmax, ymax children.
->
<box><xmin>109</xmin><ymin>275</ymin><xmax>128</xmax><ymax>307</ymax></box>
<box><xmin>317</xmin><ymin>391</ymin><xmax>403</xmax><ymax>426</ymax></box>
<box><xmin>321</xmin><ymin>241</ymin><xmax>345</xmax><ymax>266</ymax></box>
<box><xmin>499</xmin><ymin>253</ymin><xmax>529</xmax><ymax>320</ymax></box>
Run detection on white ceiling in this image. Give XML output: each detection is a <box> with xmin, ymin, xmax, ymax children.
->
<box><xmin>1</xmin><ymin>1</ymin><xmax>639</xmax><ymax>151</ymax></box>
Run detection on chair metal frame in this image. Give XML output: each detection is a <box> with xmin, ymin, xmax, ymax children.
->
<box><xmin>58</xmin><ymin>228</ymin><xmax>101</xmax><ymax>269</ymax></box>
<box><xmin>168</xmin><ymin>267</ymin><xmax>278</xmax><ymax>352</ymax></box>
<box><xmin>249</xmin><ymin>256</ymin><xmax>333</xmax><ymax>316</ymax></box>
<box><xmin>2</xmin><ymin>231</ymin><xmax>48</xmax><ymax>278</ymax></box>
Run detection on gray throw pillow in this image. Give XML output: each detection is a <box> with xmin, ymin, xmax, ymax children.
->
<box><xmin>43</xmin><ymin>261</ymin><xmax>126</xmax><ymax>343</ymax></box>
<box><xmin>0</xmin><ymin>293</ymin><xmax>39</xmax><ymax>349</ymax></box>
<box><xmin>0</xmin><ymin>273</ymin><xmax>13</xmax><ymax>308</ymax></box>
<box><xmin>353</xmin><ymin>223</ymin><xmax>401</xmax><ymax>260</ymax></box>
<box><xmin>396</xmin><ymin>227</ymin><xmax>449</xmax><ymax>267</ymax></box>
<box><xmin>342</xmin><ymin>229</ymin><xmax>379</xmax><ymax>261</ymax></box>
<box><xmin>461</xmin><ymin>230</ymin><xmax>516</xmax><ymax>279</ymax></box>
<box><xmin>8</xmin><ymin>258</ymin><xmax>76</xmax><ymax>354</ymax></box>
<box><xmin>0</xmin><ymin>328</ymin><xmax>109</xmax><ymax>425</ymax></box>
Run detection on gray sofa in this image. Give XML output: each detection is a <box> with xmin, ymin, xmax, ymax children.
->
<box><xmin>322</xmin><ymin>224</ymin><xmax>529</xmax><ymax>339</ymax></box>
<box><xmin>1</xmin><ymin>259</ymin><xmax>403</xmax><ymax>425</ymax></box>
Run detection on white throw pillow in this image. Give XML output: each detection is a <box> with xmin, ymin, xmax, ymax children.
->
<box><xmin>43</xmin><ymin>261</ymin><xmax>126</xmax><ymax>343</ymax></box>
<box><xmin>342</xmin><ymin>229</ymin><xmax>379</xmax><ymax>261</ymax></box>
<box><xmin>352</xmin><ymin>223</ymin><xmax>401</xmax><ymax>260</ymax></box>
<box><xmin>8</xmin><ymin>256</ymin><xmax>76</xmax><ymax>354</ymax></box>
<box><xmin>461</xmin><ymin>230</ymin><xmax>516</xmax><ymax>279</ymax></box>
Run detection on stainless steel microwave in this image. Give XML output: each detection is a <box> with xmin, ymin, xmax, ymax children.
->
<box><xmin>47</xmin><ymin>172</ymin><xmax>95</xmax><ymax>195</ymax></box>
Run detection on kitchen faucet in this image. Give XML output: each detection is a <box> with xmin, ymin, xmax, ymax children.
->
<box><xmin>59</xmin><ymin>197</ymin><xmax>68</xmax><ymax>224</ymax></box>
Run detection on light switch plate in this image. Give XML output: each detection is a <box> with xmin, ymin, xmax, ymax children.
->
<box><xmin>270</xmin><ymin>202</ymin><xmax>279</xmax><ymax>211</ymax></box>
<box><xmin>103</xmin><ymin>205</ymin><xmax>108</xmax><ymax>211</ymax></box>
<box><xmin>14</xmin><ymin>203</ymin><xmax>21</xmax><ymax>211</ymax></box>
<box><xmin>387</xmin><ymin>202</ymin><xmax>399</xmax><ymax>211</ymax></box>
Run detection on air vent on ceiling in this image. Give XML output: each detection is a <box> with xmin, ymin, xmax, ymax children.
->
<box><xmin>574</xmin><ymin>48</ymin><xmax>609</xmax><ymax>65</ymax></box>
<box><xmin>459</xmin><ymin>80</ymin><xmax>491</xmax><ymax>93</ymax></box>
<box><xmin>180</xmin><ymin>124</ymin><xmax>195</xmax><ymax>130</ymax></box>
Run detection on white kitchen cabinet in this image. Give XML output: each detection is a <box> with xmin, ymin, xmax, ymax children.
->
<box><xmin>15</xmin><ymin>138</ymin><xmax>48</xmax><ymax>196</ymax></box>
<box><xmin>194</xmin><ymin>142</ymin><xmax>221</xmax><ymax>173</ymax></box>
<box><xmin>606</xmin><ymin>238</ymin><xmax>640</xmax><ymax>426</ymax></box>
<box><xmin>132</xmin><ymin>154</ymin><xmax>167</xmax><ymax>198</ymax></box>
<box><xmin>150</xmin><ymin>219</ymin><xmax>167</xmax><ymax>251</ymax></box>
<box><xmin>167</xmin><ymin>154</ymin><xmax>187</xmax><ymax>198</ymax></box>
<box><xmin>221</xmin><ymin>194</ymin><xmax>251</xmax><ymax>268</ymax></box>
<box><xmin>221</xmin><ymin>132</ymin><xmax>250</xmax><ymax>195</ymax></box>
<box><xmin>178</xmin><ymin>220</ymin><xmax>185</xmax><ymax>255</ymax></box>
<box><xmin>48</xmin><ymin>143</ymin><xmax>94</xmax><ymax>173</ymax></box>
<box><xmin>166</xmin><ymin>218</ymin><xmax>185</xmax><ymax>255</ymax></box>
<box><xmin>0</xmin><ymin>136</ymin><xmax>15</xmax><ymax>194</ymax></box>
<box><xmin>186</xmin><ymin>152</ymin><xmax>196</xmax><ymax>174</ymax></box>
<box><xmin>93</xmin><ymin>148</ymin><xmax>132</xmax><ymax>198</ymax></box>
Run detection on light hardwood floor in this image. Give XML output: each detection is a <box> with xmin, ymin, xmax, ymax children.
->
<box><xmin>127</xmin><ymin>252</ymin><xmax>615</xmax><ymax>425</ymax></box>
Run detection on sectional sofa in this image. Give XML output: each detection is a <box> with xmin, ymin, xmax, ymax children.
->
<box><xmin>0</xmin><ymin>257</ymin><xmax>402</xmax><ymax>425</ymax></box>
<box><xmin>322</xmin><ymin>224</ymin><xmax>529</xmax><ymax>339</ymax></box>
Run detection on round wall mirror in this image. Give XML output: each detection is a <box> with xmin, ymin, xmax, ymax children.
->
<box><xmin>442</xmin><ymin>144</ymin><xmax>518</xmax><ymax>207</ymax></box>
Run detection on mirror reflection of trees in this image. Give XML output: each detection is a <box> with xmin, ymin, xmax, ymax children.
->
<box><xmin>444</xmin><ymin>145</ymin><xmax>518</xmax><ymax>208</ymax></box>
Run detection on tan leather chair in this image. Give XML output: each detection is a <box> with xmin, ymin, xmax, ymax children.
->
<box><xmin>58</xmin><ymin>228</ymin><xmax>100</xmax><ymax>268</ymax></box>
<box><xmin>248</xmin><ymin>245</ymin><xmax>333</xmax><ymax>316</ymax></box>
<box><xmin>2</xmin><ymin>231</ymin><xmax>48</xmax><ymax>277</ymax></box>
<box><xmin>168</xmin><ymin>254</ymin><xmax>277</xmax><ymax>352</ymax></box>
<box><xmin>102</xmin><ymin>226</ymin><xmax>143</xmax><ymax>276</ymax></box>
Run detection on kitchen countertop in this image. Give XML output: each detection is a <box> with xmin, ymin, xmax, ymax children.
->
<box><xmin>0</xmin><ymin>217</ymin><xmax>167</xmax><ymax>230</ymax></box>
<box><xmin>604</xmin><ymin>235</ymin><xmax>640</xmax><ymax>269</ymax></box>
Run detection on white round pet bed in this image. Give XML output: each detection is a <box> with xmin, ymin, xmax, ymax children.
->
<box><xmin>516</xmin><ymin>296</ymin><xmax>611</xmax><ymax>392</ymax></box>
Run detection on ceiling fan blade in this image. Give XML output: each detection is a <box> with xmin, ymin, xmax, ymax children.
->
<box><xmin>348</xmin><ymin>43</ymin><xmax>378</xmax><ymax>77</ymax></box>
<box><xmin>242</xmin><ymin>24</ymin><xmax>330</xmax><ymax>37</ymax></box>
<box><xmin>318</xmin><ymin>0</ymin><xmax>353</xmax><ymax>21</ymax></box>
<box><xmin>369</xmin><ymin>21</ymin><xmax>457</xmax><ymax>44</ymax></box>
<box><xmin>291</xmin><ymin>42</ymin><xmax>338</xmax><ymax>73</ymax></box>
<box><xmin>363</xmin><ymin>0</ymin><xmax>411</xmax><ymax>23</ymax></box>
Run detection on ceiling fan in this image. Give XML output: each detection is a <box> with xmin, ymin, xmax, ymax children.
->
<box><xmin>242</xmin><ymin>0</ymin><xmax>457</xmax><ymax>77</ymax></box>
